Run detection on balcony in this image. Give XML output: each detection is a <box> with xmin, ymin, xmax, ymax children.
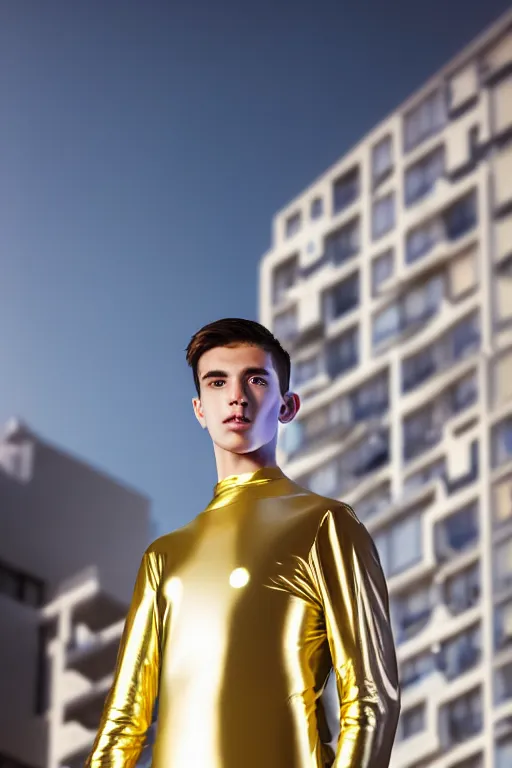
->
<box><xmin>66</xmin><ymin>620</ymin><xmax>124</xmax><ymax>682</ymax></box>
<box><xmin>71</xmin><ymin>590</ymin><xmax>126</xmax><ymax>634</ymax></box>
<box><xmin>59</xmin><ymin>747</ymin><xmax>91</xmax><ymax>768</ymax></box>
<box><xmin>64</xmin><ymin>677</ymin><xmax>112</xmax><ymax>729</ymax></box>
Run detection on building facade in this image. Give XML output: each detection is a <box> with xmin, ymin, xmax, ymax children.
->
<box><xmin>0</xmin><ymin>418</ymin><xmax>151</xmax><ymax>768</ymax></box>
<box><xmin>259</xmin><ymin>10</ymin><xmax>512</xmax><ymax>768</ymax></box>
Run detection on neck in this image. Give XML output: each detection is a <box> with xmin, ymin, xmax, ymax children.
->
<box><xmin>214</xmin><ymin>441</ymin><xmax>278</xmax><ymax>482</ymax></box>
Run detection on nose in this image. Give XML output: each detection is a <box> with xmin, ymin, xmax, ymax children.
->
<box><xmin>229</xmin><ymin>394</ymin><xmax>248</xmax><ymax>406</ymax></box>
<box><xmin>228</xmin><ymin>383</ymin><xmax>248</xmax><ymax>406</ymax></box>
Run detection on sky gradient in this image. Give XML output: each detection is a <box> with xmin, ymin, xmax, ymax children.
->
<box><xmin>0</xmin><ymin>0</ymin><xmax>510</xmax><ymax>536</ymax></box>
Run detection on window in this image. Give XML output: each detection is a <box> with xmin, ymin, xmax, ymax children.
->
<box><xmin>400</xmin><ymin>703</ymin><xmax>425</xmax><ymax>740</ymax></box>
<box><xmin>494</xmin><ymin>479</ymin><xmax>512</xmax><ymax>528</ymax></box>
<box><xmin>310</xmin><ymin>197</ymin><xmax>323</xmax><ymax>220</ymax></box>
<box><xmin>325</xmin><ymin>219</ymin><xmax>360</xmax><ymax>266</ymax></box>
<box><xmin>0</xmin><ymin>560</ymin><xmax>44</xmax><ymax>608</ymax></box>
<box><xmin>493</xmin><ymin>350</ymin><xmax>512</xmax><ymax>406</ymax></box>
<box><xmin>372</xmin><ymin>249</ymin><xmax>394</xmax><ymax>293</ymax></box>
<box><xmin>445</xmin><ymin>191</ymin><xmax>477</xmax><ymax>240</ymax></box>
<box><xmin>374</xmin><ymin>511</ymin><xmax>422</xmax><ymax>577</ymax></box>
<box><xmin>436</xmin><ymin>503</ymin><xmax>479</xmax><ymax>556</ymax></box>
<box><xmin>405</xmin><ymin>146</ymin><xmax>445</xmax><ymax>206</ymax></box>
<box><xmin>285</xmin><ymin>212</ymin><xmax>301</xmax><ymax>238</ymax></box>
<box><xmin>445</xmin><ymin>563</ymin><xmax>480</xmax><ymax>613</ymax></box>
<box><xmin>272</xmin><ymin>255</ymin><xmax>298</xmax><ymax>304</ymax></box>
<box><xmin>373</xmin><ymin>274</ymin><xmax>444</xmax><ymax>346</ymax></box>
<box><xmin>452</xmin><ymin>372</ymin><xmax>478</xmax><ymax>412</ymax></box>
<box><xmin>352</xmin><ymin>430</ymin><xmax>389</xmax><ymax>478</ymax></box>
<box><xmin>401</xmin><ymin>650</ymin><xmax>435</xmax><ymax>689</ymax></box>
<box><xmin>403</xmin><ymin>406</ymin><xmax>440</xmax><ymax>462</ymax></box>
<box><xmin>334</xmin><ymin>431</ymin><xmax>389</xmax><ymax>496</ymax></box>
<box><xmin>392</xmin><ymin>583</ymin><xmax>431</xmax><ymax>642</ymax></box>
<box><xmin>493</xmin><ymin>418</ymin><xmax>512</xmax><ymax>468</ymax></box>
<box><xmin>293</xmin><ymin>355</ymin><xmax>320</xmax><ymax>386</ymax></box>
<box><xmin>439</xmin><ymin>625</ymin><xmax>481</xmax><ymax>680</ymax></box>
<box><xmin>333</xmin><ymin>168</ymin><xmax>359</xmax><ymax>214</ymax></box>
<box><xmin>452</xmin><ymin>313</ymin><xmax>480</xmax><ymax>359</ymax></box>
<box><xmin>323</xmin><ymin>273</ymin><xmax>359</xmax><ymax>323</ymax></box>
<box><xmin>352</xmin><ymin>373</ymin><xmax>389</xmax><ymax>420</ymax></box>
<box><xmin>495</xmin><ymin>661</ymin><xmax>512</xmax><ymax>705</ymax></box>
<box><xmin>406</xmin><ymin>218</ymin><xmax>442</xmax><ymax>264</ymax></box>
<box><xmin>372</xmin><ymin>193</ymin><xmax>395</xmax><ymax>240</ymax></box>
<box><xmin>495</xmin><ymin>537</ymin><xmax>512</xmax><ymax>591</ymax></box>
<box><xmin>403</xmin><ymin>402</ymin><xmax>444</xmax><ymax>461</ymax></box>
<box><xmin>326</xmin><ymin>327</ymin><xmax>359</xmax><ymax>378</ymax></box>
<box><xmin>273</xmin><ymin>306</ymin><xmax>297</xmax><ymax>341</ymax></box>
<box><xmin>372</xmin><ymin>135</ymin><xmax>393</xmax><ymax>183</ymax></box>
<box><xmin>402</xmin><ymin>345</ymin><xmax>436</xmax><ymax>392</ymax></box>
<box><xmin>444</xmin><ymin>688</ymin><xmax>482</xmax><ymax>745</ymax></box>
<box><xmin>404</xmin><ymin>89</ymin><xmax>446</xmax><ymax>151</ymax></box>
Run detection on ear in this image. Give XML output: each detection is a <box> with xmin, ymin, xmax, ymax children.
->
<box><xmin>192</xmin><ymin>397</ymin><xmax>207</xmax><ymax>429</ymax></box>
<box><xmin>278</xmin><ymin>392</ymin><xmax>300</xmax><ymax>424</ymax></box>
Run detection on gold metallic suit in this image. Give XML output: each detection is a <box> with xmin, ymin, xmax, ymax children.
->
<box><xmin>86</xmin><ymin>467</ymin><xmax>400</xmax><ymax>767</ymax></box>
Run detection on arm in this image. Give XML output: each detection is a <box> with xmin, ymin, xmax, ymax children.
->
<box><xmin>310</xmin><ymin>506</ymin><xmax>400</xmax><ymax>767</ymax></box>
<box><xmin>85</xmin><ymin>548</ymin><xmax>163</xmax><ymax>768</ymax></box>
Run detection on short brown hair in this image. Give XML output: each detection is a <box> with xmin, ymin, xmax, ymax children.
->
<box><xmin>185</xmin><ymin>318</ymin><xmax>291</xmax><ymax>397</ymax></box>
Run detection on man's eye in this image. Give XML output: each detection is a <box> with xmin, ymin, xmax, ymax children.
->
<box><xmin>250</xmin><ymin>377</ymin><xmax>267</xmax><ymax>386</ymax></box>
<box><xmin>211</xmin><ymin>380</ymin><xmax>225</xmax><ymax>387</ymax></box>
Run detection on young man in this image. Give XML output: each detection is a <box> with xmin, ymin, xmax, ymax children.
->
<box><xmin>86</xmin><ymin>318</ymin><xmax>400</xmax><ymax>768</ymax></box>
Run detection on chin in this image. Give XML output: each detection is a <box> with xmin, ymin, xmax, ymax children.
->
<box><xmin>215</xmin><ymin>435</ymin><xmax>266</xmax><ymax>455</ymax></box>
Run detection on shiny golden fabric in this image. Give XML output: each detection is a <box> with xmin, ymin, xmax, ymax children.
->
<box><xmin>86</xmin><ymin>467</ymin><xmax>400</xmax><ymax>767</ymax></box>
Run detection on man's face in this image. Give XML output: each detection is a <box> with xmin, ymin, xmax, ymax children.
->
<box><xmin>192</xmin><ymin>343</ymin><xmax>298</xmax><ymax>456</ymax></box>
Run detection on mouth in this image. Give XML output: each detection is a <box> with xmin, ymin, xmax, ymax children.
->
<box><xmin>224</xmin><ymin>415</ymin><xmax>252</xmax><ymax>430</ymax></box>
<box><xmin>224</xmin><ymin>415</ymin><xmax>251</xmax><ymax>424</ymax></box>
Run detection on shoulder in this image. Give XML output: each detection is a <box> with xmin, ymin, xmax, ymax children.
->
<box><xmin>146</xmin><ymin>531</ymin><xmax>176</xmax><ymax>557</ymax></box>
<box><xmin>291</xmin><ymin>482</ymin><xmax>363</xmax><ymax>528</ymax></box>
<box><xmin>307</xmin><ymin>495</ymin><xmax>378</xmax><ymax>558</ymax></box>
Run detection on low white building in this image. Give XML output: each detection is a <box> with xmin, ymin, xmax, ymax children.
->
<box><xmin>0</xmin><ymin>418</ymin><xmax>151</xmax><ymax>768</ymax></box>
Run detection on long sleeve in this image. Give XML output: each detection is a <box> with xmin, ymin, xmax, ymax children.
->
<box><xmin>85</xmin><ymin>548</ymin><xmax>163</xmax><ymax>768</ymax></box>
<box><xmin>310</xmin><ymin>506</ymin><xmax>400</xmax><ymax>767</ymax></box>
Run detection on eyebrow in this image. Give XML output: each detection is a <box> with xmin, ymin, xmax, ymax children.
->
<box><xmin>201</xmin><ymin>367</ymin><xmax>271</xmax><ymax>381</ymax></box>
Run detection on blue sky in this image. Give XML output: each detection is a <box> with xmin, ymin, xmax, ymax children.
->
<box><xmin>0</xmin><ymin>0</ymin><xmax>510</xmax><ymax>537</ymax></box>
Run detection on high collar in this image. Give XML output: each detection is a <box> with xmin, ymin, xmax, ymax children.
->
<box><xmin>211</xmin><ymin>466</ymin><xmax>286</xmax><ymax>505</ymax></box>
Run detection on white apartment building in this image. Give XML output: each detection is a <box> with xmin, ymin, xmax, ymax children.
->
<box><xmin>0</xmin><ymin>418</ymin><xmax>151</xmax><ymax>768</ymax></box>
<box><xmin>260</xmin><ymin>9</ymin><xmax>512</xmax><ymax>768</ymax></box>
